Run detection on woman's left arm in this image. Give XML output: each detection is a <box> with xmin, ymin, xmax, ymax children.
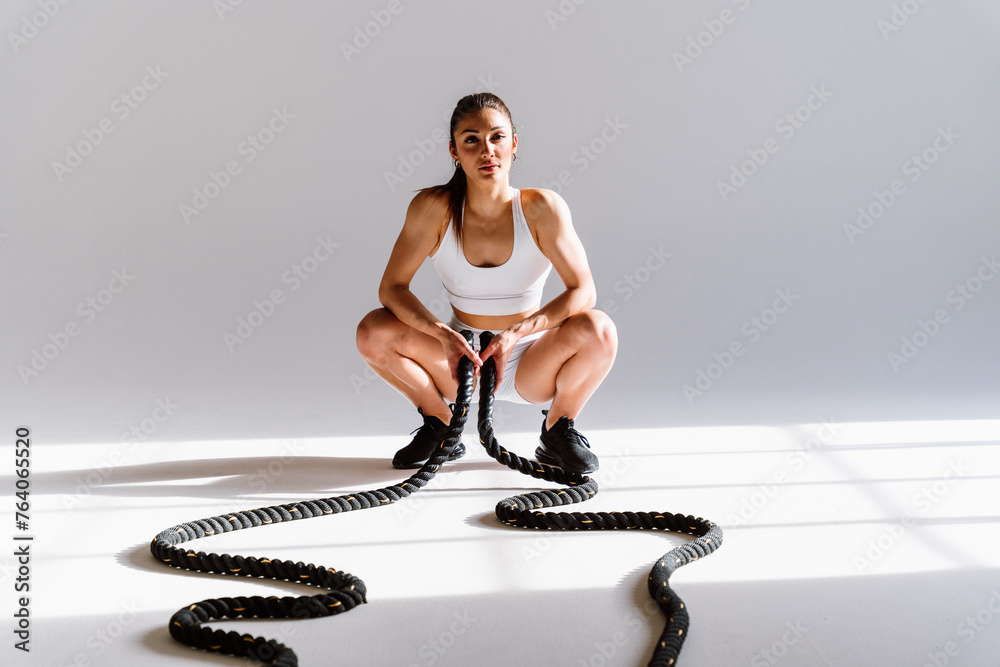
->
<box><xmin>478</xmin><ymin>188</ymin><xmax>595</xmax><ymax>382</ymax></box>
<box><xmin>506</xmin><ymin>188</ymin><xmax>597</xmax><ymax>340</ymax></box>
<box><xmin>478</xmin><ymin>189</ymin><xmax>596</xmax><ymax>383</ymax></box>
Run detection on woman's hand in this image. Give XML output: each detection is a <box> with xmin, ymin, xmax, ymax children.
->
<box><xmin>478</xmin><ymin>329</ymin><xmax>519</xmax><ymax>388</ymax></box>
<box><xmin>440</xmin><ymin>326</ymin><xmax>482</xmax><ymax>385</ymax></box>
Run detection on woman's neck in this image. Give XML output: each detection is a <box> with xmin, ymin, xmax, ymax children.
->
<box><xmin>464</xmin><ymin>178</ymin><xmax>511</xmax><ymax>220</ymax></box>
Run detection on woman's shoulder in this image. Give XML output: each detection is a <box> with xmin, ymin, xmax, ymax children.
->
<box><xmin>405</xmin><ymin>188</ymin><xmax>453</xmax><ymax>233</ymax></box>
<box><xmin>408</xmin><ymin>187</ymin><xmax>451</xmax><ymax>218</ymax></box>
<box><xmin>518</xmin><ymin>187</ymin><xmax>570</xmax><ymax>227</ymax></box>
<box><xmin>402</xmin><ymin>188</ymin><xmax>453</xmax><ymax>259</ymax></box>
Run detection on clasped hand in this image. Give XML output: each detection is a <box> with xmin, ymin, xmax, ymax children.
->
<box><xmin>443</xmin><ymin>328</ymin><xmax>519</xmax><ymax>388</ymax></box>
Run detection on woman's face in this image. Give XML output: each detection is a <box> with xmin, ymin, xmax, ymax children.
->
<box><xmin>450</xmin><ymin>108</ymin><xmax>517</xmax><ymax>181</ymax></box>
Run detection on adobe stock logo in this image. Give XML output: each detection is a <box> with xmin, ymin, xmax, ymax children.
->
<box><xmin>223</xmin><ymin>236</ymin><xmax>339</xmax><ymax>352</ymax></box>
<box><xmin>854</xmin><ymin>460</ymin><xmax>967</xmax><ymax>574</ymax></box>
<box><xmin>213</xmin><ymin>0</ymin><xmax>246</xmax><ymax>21</ymax></box>
<box><xmin>544</xmin><ymin>0</ymin><xmax>588</xmax><ymax>31</ymax></box>
<box><xmin>51</xmin><ymin>66</ymin><xmax>168</xmax><ymax>182</ymax></box>
<box><xmin>672</xmin><ymin>0</ymin><xmax>756</xmax><ymax>73</ymax></box>
<box><xmin>17</xmin><ymin>269</ymin><xmax>134</xmax><ymax>385</ymax></box>
<box><xmin>726</xmin><ymin>419</ymin><xmax>838</xmax><ymax>526</ymax></box>
<box><xmin>887</xmin><ymin>254</ymin><xmax>997</xmax><ymax>372</ymax></box>
<box><xmin>404</xmin><ymin>611</ymin><xmax>477</xmax><ymax>667</ymax></box>
<box><xmin>844</xmin><ymin>126</ymin><xmax>959</xmax><ymax>244</ymax></box>
<box><xmin>340</xmin><ymin>0</ymin><xmax>412</xmax><ymax>63</ymax></box>
<box><xmin>878</xmin><ymin>0</ymin><xmax>934</xmax><ymax>41</ymax></box>
<box><xmin>179</xmin><ymin>107</ymin><xmax>295</xmax><ymax>224</ymax></box>
<box><xmin>8</xmin><ymin>0</ymin><xmax>73</xmax><ymax>54</ymax></box>
<box><xmin>540</xmin><ymin>116</ymin><xmax>627</xmax><ymax>194</ymax></box>
<box><xmin>600</xmin><ymin>245</ymin><xmax>671</xmax><ymax>315</ymax></box>
<box><xmin>750</xmin><ymin>621</ymin><xmax>809</xmax><ymax>667</ymax></box>
<box><xmin>922</xmin><ymin>589</ymin><xmax>1000</xmax><ymax>667</ymax></box>
<box><xmin>683</xmin><ymin>288</ymin><xmax>799</xmax><ymax>403</ymax></box>
<box><xmin>716</xmin><ymin>84</ymin><xmax>833</xmax><ymax>202</ymax></box>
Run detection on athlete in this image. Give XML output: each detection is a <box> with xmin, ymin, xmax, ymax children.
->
<box><xmin>356</xmin><ymin>93</ymin><xmax>617</xmax><ymax>473</ymax></box>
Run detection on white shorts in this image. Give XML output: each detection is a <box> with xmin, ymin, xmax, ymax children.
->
<box><xmin>448</xmin><ymin>314</ymin><xmax>546</xmax><ymax>405</ymax></box>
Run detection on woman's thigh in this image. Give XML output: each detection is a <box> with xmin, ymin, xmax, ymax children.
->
<box><xmin>510</xmin><ymin>329</ymin><xmax>569</xmax><ymax>404</ymax></box>
<box><xmin>511</xmin><ymin>310</ymin><xmax>616</xmax><ymax>404</ymax></box>
<box><xmin>358</xmin><ymin>307</ymin><xmax>461</xmax><ymax>401</ymax></box>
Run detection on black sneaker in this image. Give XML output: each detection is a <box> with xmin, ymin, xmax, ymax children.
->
<box><xmin>392</xmin><ymin>407</ymin><xmax>466</xmax><ymax>469</ymax></box>
<box><xmin>534</xmin><ymin>409</ymin><xmax>599</xmax><ymax>474</ymax></box>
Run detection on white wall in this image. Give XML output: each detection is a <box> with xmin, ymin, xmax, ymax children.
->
<box><xmin>2</xmin><ymin>0</ymin><xmax>999</xmax><ymax>443</ymax></box>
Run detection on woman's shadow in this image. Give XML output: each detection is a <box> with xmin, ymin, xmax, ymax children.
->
<box><xmin>43</xmin><ymin>454</ymin><xmax>421</xmax><ymax>500</ymax></box>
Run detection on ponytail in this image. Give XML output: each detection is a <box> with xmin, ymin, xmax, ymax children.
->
<box><xmin>420</xmin><ymin>164</ymin><xmax>468</xmax><ymax>244</ymax></box>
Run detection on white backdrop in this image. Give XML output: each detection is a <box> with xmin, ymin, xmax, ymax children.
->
<box><xmin>2</xmin><ymin>0</ymin><xmax>999</xmax><ymax>443</ymax></box>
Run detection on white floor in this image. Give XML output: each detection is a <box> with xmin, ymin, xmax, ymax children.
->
<box><xmin>10</xmin><ymin>418</ymin><xmax>1000</xmax><ymax>666</ymax></box>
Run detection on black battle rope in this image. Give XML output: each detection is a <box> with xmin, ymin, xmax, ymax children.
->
<box><xmin>149</xmin><ymin>330</ymin><xmax>722</xmax><ymax>666</ymax></box>
<box><xmin>475</xmin><ymin>331</ymin><xmax>722</xmax><ymax>666</ymax></box>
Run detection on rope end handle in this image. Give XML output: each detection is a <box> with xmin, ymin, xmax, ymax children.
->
<box><xmin>476</xmin><ymin>331</ymin><xmax>498</xmax><ymax>391</ymax></box>
<box><xmin>474</xmin><ymin>331</ymin><xmax>497</xmax><ymax>431</ymax></box>
<box><xmin>455</xmin><ymin>329</ymin><xmax>498</xmax><ymax>384</ymax></box>
<box><xmin>454</xmin><ymin>330</ymin><xmax>477</xmax><ymax>407</ymax></box>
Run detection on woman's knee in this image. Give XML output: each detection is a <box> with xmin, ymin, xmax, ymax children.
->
<box><xmin>356</xmin><ymin>308</ymin><xmax>398</xmax><ymax>362</ymax></box>
<box><xmin>562</xmin><ymin>309</ymin><xmax>618</xmax><ymax>352</ymax></box>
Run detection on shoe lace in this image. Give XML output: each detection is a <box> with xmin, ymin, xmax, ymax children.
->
<box><xmin>553</xmin><ymin>417</ymin><xmax>591</xmax><ymax>450</ymax></box>
<box><xmin>410</xmin><ymin>407</ymin><xmax>452</xmax><ymax>440</ymax></box>
<box><xmin>409</xmin><ymin>418</ymin><xmax>438</xmax><ymax>439</ymax></box>
<box><xmin>410</xmin><ymin>403</ymin><xmax>455</xmax><ymax>435</ymax></box>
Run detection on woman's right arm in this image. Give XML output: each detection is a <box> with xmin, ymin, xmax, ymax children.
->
<box><xmin>377</xmin><ymin>192</ymin><xmax>481</xmax><ymax>376</ymax></box>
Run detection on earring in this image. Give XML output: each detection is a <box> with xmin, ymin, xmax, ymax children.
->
<box><xmin>453</xmin><ymin>160</ymin><xmax>460</xmax><ymax>168</ymax></box>
<box><xmin>512</xmin><ymin>153</ymin><xmax>517</xmax><ymax>162</ymax></box>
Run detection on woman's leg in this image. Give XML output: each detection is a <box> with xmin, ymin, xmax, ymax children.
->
<box><xmin>355</xmin><ymin>307</ymin><xmax>457</xmax><ymax>425</ymax></box>
<box><xmin>513</xmin><ymin>309</ymin><xmax>618</xmax><ymax>428</ymax></box>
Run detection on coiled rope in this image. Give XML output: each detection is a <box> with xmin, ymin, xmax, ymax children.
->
<box><xmin>150</xmin><ymin>329</ymin><xmax>722</xmax><ymax>665</ymax></box>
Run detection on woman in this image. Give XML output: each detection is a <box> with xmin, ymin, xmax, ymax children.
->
<box><xmin>356</xmin><ymin>93</ymin><xmax>617</xmax><ymax>473</ymax></box>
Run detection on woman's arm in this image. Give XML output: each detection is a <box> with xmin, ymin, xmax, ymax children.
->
<box><xmin>378</xmin><ymin>191</ymin><xmax>453</xmax><ymax>341</ymax></box>
<box><xmin>377</xmin><ymin>190</ymin><xmax>482</xmax><ymax>376</ymax></box>
<box><xmin>506</xmin><ymin>188</ymin><xmax>597</xmax><ymax>340</ymax></box>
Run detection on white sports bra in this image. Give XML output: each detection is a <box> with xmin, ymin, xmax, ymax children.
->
<box><xmin>430</xmin><ymin>187</ymin><xmax>552</xmax><ymax>316</ymax></box>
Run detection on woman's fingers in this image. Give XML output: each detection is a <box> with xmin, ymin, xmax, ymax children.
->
<box><xmin>449</xmin><ymin>336</ymin><xmax>481</xmax><ymax>384</ymax></box>
<box><xmin>478</xmin><ymin>340</ymin><xmax>505</xmax><ymax>387</ymax></box>
<box><xmin>467</xmin><ymin>343</ymin><xmax>483</xmax><ymax>366</ymax></box>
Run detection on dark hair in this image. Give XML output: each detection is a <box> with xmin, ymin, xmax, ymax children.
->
<box><xmin>419</xmin><ymin>92</ymin><xmax>516</xmax><ymax>244</ymax></box>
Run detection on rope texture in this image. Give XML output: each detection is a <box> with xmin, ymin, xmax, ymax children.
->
<box><xmin>149</xmin><ymin>329</ymin><xmax>722</xmax><ymax>665</ymax></box>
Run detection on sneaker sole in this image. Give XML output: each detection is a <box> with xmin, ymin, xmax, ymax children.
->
<box><xmin>534</xmin><ymin>445</ymin><xmax>598</xmax><ymax>475</ymax></box>
<box><xmin>392</xmin><ymin>442</ymin><xmax>466</xmax><ymax>470</ymax></box>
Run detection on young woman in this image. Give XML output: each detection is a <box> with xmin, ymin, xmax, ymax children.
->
<box><xmin>356</xmin><ymin>93</ymin><xmax>617</xmax><ymax>473</ymax></box>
